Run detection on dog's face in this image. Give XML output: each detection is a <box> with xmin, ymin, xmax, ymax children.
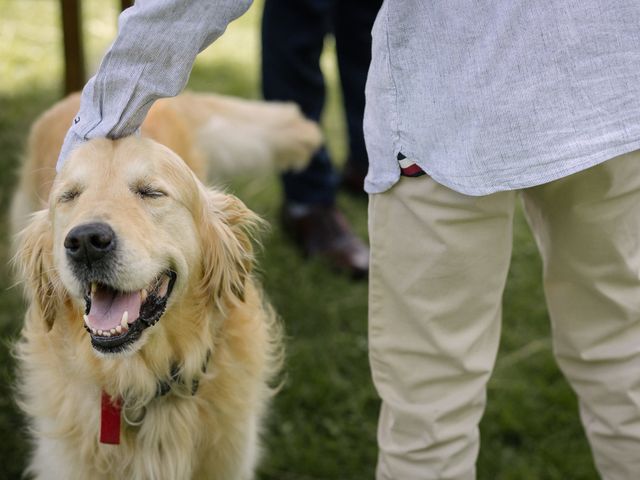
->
<box><xmin>21</xmin><ymin>137</ymin><xmax>257</xmax><ymax>356</ymax></box>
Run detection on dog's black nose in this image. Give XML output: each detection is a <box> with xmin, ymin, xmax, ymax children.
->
<box><xmin>64</xmin><ymin>223</ymin><xmax>116</xmax><ymax>264</ymax></box>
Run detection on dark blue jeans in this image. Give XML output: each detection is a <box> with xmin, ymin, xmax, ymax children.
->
<box><xmin>261</xmin><ymin>0</ymin><xmax>382</xmax><ymax>205</ymax></box>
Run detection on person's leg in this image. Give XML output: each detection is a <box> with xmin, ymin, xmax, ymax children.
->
<box><xmin>261</xmin><ymin>0</ymin><xmax>369</xmax><ymax>277</ymax></box>
<box><xmin>369</xmin><ymin>176</ymin><xmax>516</xmax><ymax>479</ymax></box>
<box><xmin>261</xmin><ymin>0</ymin><xmax>335</xmax><ymax>205</ymax></box>
<box><xmin>332</xmin><ymin>0</ymin><xmax>382</xmax><ymax>194</ymax></box>
<box><xmin>521</xmin><ymin>151</ymin><xmax>640</xmax><ymax>479</ymax></box>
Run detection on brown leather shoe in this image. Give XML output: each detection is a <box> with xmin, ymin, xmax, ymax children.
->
<box><xmin>281</xmin><ymin>204</ymin><xmax>369</xmax><ymax>279</ymax></box>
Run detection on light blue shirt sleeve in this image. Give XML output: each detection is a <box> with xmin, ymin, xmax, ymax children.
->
<box><xmin>57</xmin><ymin>0</ymin><xmax>253</xmax><ymax>171</ymax></box>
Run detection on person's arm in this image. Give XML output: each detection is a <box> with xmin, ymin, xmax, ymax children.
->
<box><xmin>57</xmin><ymin>0</ymin><xmax>253</xmax><ymax>171</ymax></box>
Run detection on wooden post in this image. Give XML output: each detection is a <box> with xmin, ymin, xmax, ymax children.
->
<box><xmin>60</xmin><ymin>0</ymin><xmax>85</xmax><ymax>95</ymax></box>
<box><xmin>60</xmin><ymin>1</ymin><xmax>134</xmax><ymax>96</ymax></box>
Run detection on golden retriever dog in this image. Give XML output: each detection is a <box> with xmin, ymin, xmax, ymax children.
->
<box><xmin>11</xmin><ymin>93</ymin><xmax>321</xmax><ymax>479</ymax></box>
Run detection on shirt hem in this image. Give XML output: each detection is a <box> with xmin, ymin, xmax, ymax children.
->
<box><xmin>365</xmin><ymin>141</ymin><xmax>640</xmax><ymax>196</ymax></box>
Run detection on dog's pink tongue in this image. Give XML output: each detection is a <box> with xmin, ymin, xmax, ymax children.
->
<box><xmin>87</xmin><ymin>287</ymin><xmax>141</xmax><ymax>331</ymax></box>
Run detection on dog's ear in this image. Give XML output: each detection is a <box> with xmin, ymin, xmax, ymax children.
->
<box><xmin>198</xmin><ymin>188</ymin><xmax>265</xmax><ymax>308</ymax></box>
<box><xmin>14</xmin><ymin>209</ymin><xmax>59</xmax><ymax>330</ymax></box>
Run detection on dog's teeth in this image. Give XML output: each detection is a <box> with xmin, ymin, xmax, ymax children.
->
<box><xmin>141</xmin><ymin>289</ymin><xmax>148</xmax><ymax>303</ymax></box>
<box><xmin>91</xmin><ymin>283</ymin><xmax>97</xmax><ymax>294</ymax></box>
<box><xmin>158</xmin><ymin>275</ymin><xmax>170</xmax><ymax>297</ymax></box>
<box><xmin>120</xmin><ymin>312</ymin><xmax>130</xmax><ymax>330</ymax></box>
<box><xmin>92</xmin><ymin>328</ymin><xmax>97</xmax><ymax>335</ymax></box>
<box><xmin>104</xmin><ymin>331</ymin><xmax>111</xmax><ymax>337</ymax></box>
<box><xmin>97</xmin><ymin>329</ymin><xmax>103</xmax><ymax>336</ymax></box>
<box><xmin>116</xmin><ymin>325</ymin><xmax>122</xmax><ymax>334</ymax></box>
<box><xmin>110</xmin><ymin>328</ymin><xmax>116</xmax><ymax>335</ymax></box>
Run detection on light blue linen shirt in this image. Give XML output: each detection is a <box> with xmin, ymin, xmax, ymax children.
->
<box><xmin>59</xmin><ymin>0</ymin><xmax>640</xmax><ymax>196</ymax></box>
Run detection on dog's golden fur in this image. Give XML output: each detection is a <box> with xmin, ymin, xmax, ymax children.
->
<box><xmin>12</xmin><ymin>93</ymin><xmax>321</xmax><ymax>479</ymax></box>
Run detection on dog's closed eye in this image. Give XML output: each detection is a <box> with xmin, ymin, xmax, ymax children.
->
<box><xmin>58</xmin><ymin>188</ymin><xmax>82</xmax><ymax>204</ymax></box>
<box><xmin>132</xmin><ymin>183</ymin><xmax>167</xmax><ymax>199</ymax></box>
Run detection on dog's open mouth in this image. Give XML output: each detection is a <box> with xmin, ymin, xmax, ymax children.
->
<box><xmin>82</xmin><ymin>271</ymin><xmax>177</xmax><ymax>354</ymax></box>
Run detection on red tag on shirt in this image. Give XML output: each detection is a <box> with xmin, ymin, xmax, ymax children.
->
<box><xmin>100</xmin><ymin>390</ymin><xmax>122</xmax><ymax>445</ymax></box>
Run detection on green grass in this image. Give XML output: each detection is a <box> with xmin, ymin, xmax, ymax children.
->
<box><xmin>0</xmin><ymin>1</ymin><xmax>598</xmax><ymax>478</ymax></box>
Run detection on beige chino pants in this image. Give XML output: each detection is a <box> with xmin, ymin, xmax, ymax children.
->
<box><xmin>368</xmin><ymin>151</ymin><xmax>640</xmax><ymax>480</ymax></box>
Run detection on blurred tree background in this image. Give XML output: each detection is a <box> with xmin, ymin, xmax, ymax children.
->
<box><xmin>0</xmin><ymin>1</ymin><xmax>599</xmax><ymax>478</ymax></box>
